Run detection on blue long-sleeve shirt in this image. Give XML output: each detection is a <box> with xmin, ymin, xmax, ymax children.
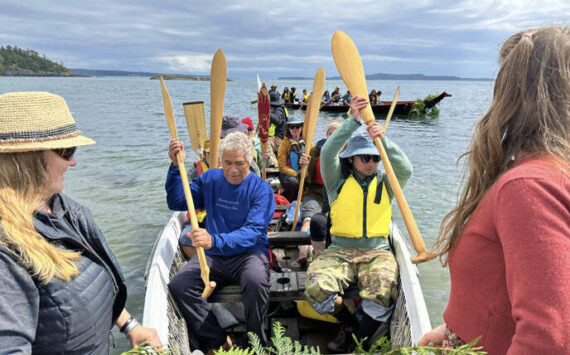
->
<box><xmin>166</xmin><ymin>165</ymin><xmax>275</xmax><ymax>257</ymax></box>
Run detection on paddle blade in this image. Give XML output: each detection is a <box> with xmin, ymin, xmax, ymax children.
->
<box><xmin>183</xmin><ymin>101</ymin><xmax>207</xmax><ymax>155</ymax></box>
<box><xmin>159</xmin><ymin>76</ymin><xmax>178</xmax><ymax>140</ymax></box>
<box><xmin>257</xmin><ymin>84</ymin><xmax>270</xmax><ymax>144</ymax></box>
<box><xmin>303</xmin><ymin>67</ymin><xmax>326</xmax><ymax>151</ymax></box>
<box><xmin>209</xmin><ymin>49</ymin><xmax>227</xmax><ymax>168</ymax></box>
<box><xmin>331</xmin><ymin>31</ymin><xmax>375</xmax><ymax>124</ymax></box>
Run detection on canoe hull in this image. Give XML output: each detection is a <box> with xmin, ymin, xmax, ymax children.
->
<box><xmin>143</xmin><ymin>211</ymin><xmax>431</xmax><ymax>352</ymax></box>
<box><xmin>285</xmin><ymin>101</ymin><xmax>415</xmax><ymax>115</ymax></box>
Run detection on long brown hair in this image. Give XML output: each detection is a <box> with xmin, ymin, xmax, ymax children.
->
<box><xmin>433</xmin><ymin>26</ymin><xmax>570</xmax><ymax>264</ymax></box>
<box><xmin>0</xmin><ymin>151</ymin><xmax>81</xmax><ymax>283</ymax></box>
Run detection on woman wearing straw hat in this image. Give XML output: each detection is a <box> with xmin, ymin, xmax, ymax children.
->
<box><xmin>0</xmin><ymin>92</ymin><xmax>160</xmax><ymax>353</ymax></box>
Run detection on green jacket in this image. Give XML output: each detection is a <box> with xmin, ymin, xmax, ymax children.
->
<box><xmin>320</xmin><ymin>118</ymin><xmax>413</xmax><ymax>249</ymax></box>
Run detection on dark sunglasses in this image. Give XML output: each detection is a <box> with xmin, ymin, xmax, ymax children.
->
<box><xmin>289</xmin><ymin>124</ymin><xmax>302</xmax><ymax>129</ymax></box>
<box><xmin>357</xmin><ymin>154</ymin><xmax>380</xmax><ymax>163</ymax></box>
<box><xmin>53</xmin><ymin>147</ymin><xmax>77</xmax><ymax>161</ymax></box>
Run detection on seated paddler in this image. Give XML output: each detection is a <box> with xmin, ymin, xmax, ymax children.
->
<box><xmin>304</xmin><ymin>95</ymin><xmax>413</xmax><ymax>352</ymax></box>
<box><xmin>165</xmin><ymin>132</ymin><xmax>275</xmax><ymax>352</ymax></box>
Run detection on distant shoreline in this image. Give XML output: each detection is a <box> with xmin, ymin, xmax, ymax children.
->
<box><xmin>279</xmin><ymin>73</ymin><xmax>493</xmax><ymax>81</ymax></box>
<box><xmin>149</xmin><ymin>74</ymin><xmax>233</xmax><ymax>81</ymax></box>
<box><xmin>0</xmin><ymin>73</ymin><xmax>87</xmax><ymax>77</ymax></box>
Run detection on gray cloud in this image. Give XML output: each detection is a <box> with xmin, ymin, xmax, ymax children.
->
<box><xmin>0</xmin><ymin>0</ymin><xmax>567</xmax><ymax>78</ymax></box>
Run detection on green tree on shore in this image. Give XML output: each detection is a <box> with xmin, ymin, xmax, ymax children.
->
<box><xmin>0</xmin><ymin>45</ymin><xmax>72</xmax><ymax>75</ymax></box>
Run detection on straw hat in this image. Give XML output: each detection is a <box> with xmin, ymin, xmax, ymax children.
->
<box><xmin>0</xmin><ymin>92</ymin><xmax>95</xmax><ymax>153</ymax></box>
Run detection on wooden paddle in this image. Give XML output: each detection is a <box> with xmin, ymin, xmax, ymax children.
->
<box><xmin>159</xmin><ymin>77</ymin><xmax>216</xmax><ymax>297</ymax></box>
<box><xmin>183</xmin><ymin>101</ymin><xmax>207</xmax><ymax>159</ymax></box>
<box><xmin>383</xmin><ymin>87</ymin><xmax>399</xmax><ymax>131</ymax></box>
<box><xmin>331</xmin><ymin>31</ymin><xmax>435</xmax><ymax>264</ymax></box>
<box><xmin>291</xmin><ymin>68</ymin><xmax>326</xmax><ymax>231</ymax></box>
<box><xmin>209</xmin><ymin>49</ymin><xmax>226</xmax><ymax>169</ymax></box>
<box><xmin>257</xmin><ymin>83</ymin><xmax>271</xmax><ymax>180</ymax></box>
<box><xmin>250</xmin><ymin>72</ymin><xmax>263</xmax><ymax>105</ymax></box>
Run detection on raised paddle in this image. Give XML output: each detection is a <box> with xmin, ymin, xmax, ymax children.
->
<box><xmin>183</xmin><ymin>101</ymin><xmax>207</xmax><ymax>159</ymax></box>
<box><xmin>159</xmin><ymin>77</ymin><xmax>216</xmax><ymax>297</ymax></box>
<box><xmin>383</xmin><ymin>87</ymin><xmax>399</xmax><ymax>131</ymax></box>
<box><xmin>257</xmin><ymin>83</ymin><xmax>271</xmax><ymax>180</ymax></box>
<box><xmin>291</xmin><ymin>68</ymin><xmax>326</xmax><ymax>231</ymax></box>
<box><xmin>209</xmin><ymin>49</ymin><xmax>226</xmax><ymax>169</ymax></box>
<box><xmin>331</xmin><ymin>31</ymin><xmax>435</xmax><ymax>264</ymax></box>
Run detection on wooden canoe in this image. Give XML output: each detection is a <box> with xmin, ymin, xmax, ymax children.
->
<box><xmin>285</xmin><ymin>101</ymin><xmax>415</xmax><ymax>115</ymax></box>
<box><xmin>142</xmin><ymin>210</ymin><xmax>431</xmax><ymax>353</ymax></box>
<box><xmin>284</xmin><ymin>91</ymin><xmax>450</xmax><ymax>116</ymax></box>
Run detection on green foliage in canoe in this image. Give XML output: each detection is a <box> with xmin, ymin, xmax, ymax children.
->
<box><xmin>408</xmin><ymin>93</ymin><xmax>442</xmax><ymax>118</ymax></box>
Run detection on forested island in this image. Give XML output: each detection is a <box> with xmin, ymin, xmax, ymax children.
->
<box><xmin>0</xmin><ymin>46</ymin><xmax>81</xmax><ymax>76</ymax></box>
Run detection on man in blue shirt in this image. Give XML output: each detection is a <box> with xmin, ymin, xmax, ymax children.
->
<box><xmin>166</xmin><ymin>132</ymin><xmax>275</xmax><ymax>352</ymax></box>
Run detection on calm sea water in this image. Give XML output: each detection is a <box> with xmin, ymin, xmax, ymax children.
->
<box><xmin>0</xmin><ymin>76</ymin><xmax>494</xmax><ymax>353</ymax></box>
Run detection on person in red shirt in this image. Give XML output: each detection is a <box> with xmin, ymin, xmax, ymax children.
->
<box><xmin>419</xmin><ymin>26</ymin><xmax>570</xmax><ymax>354</ymax></box>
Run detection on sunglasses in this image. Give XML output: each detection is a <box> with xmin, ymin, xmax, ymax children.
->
<box><xmin>289</xmin><ymin>124</ymin><xmax>302</xmax><ymax>129</ymax></box>
<box><xmin>357</xmin><ymin>154</ymin><xmax>380</xmax><ymax>163</ymax></box>
<box><xmin>53</xmin><ymin>147</ymin><xmax>77</xmax><ymax>161</ymax></box>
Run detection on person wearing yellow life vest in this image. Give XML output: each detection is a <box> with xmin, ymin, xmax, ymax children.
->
<box><xmin>281</xmin><ymin>87</ymin><xmax>290</xmax><ymax>103</ymax></box>
<box><xmin>277</xmin><ymin>115</ymin><xmax>305</xmax><ymax>203</ymax></box>
<box><xmin>304</xmin><ymin>95</ymin><xmax>413</xmax><ymax>352</ymax></box>
<box><xmin>300</xmin><ymin>89</ymin><xmax>309</xmax><ymax>105</ymax></box>
<box><xmin>289</xmin><ymin>87</ymin><xmax>297</xmax><ymax>103</ymax></box>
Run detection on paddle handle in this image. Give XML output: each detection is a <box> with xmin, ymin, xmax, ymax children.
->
<box><xmin>176</xmin><ymin>157</ymin><xmax>217</xmax><ymax>297</ymax></box>
<box><xmin>291</xmin><ymin>165</ymin><xmax>308</xmax><ymax>231</ymax></box>
<box><xmin>383</xmin><ymin>87</ymin><xmax>399</xmax><ymax>131</ymax></box>
<box><xmin>160</xmin><ymin>76</ymin><xmax>216</xmax><ymax>297</ymax></box>
<box><xmin>261</xmin><ymin>142</ymin><xmax>268</xmax><ymax>181</ymax></box>
<box><xmin>372</xmin><ymin>136</ymin><xmax>435</xmax><ymax>263</ymax></box>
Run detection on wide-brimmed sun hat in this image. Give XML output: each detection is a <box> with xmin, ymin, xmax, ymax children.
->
<box><xmin>339</xmin><ymin>125</ymin><xmax>379</xmax><ymax>158</ymax></box>
<box><xmin>221</xmin><ymin>114</ymin><xmax>248</xmax><ymax>138</ymax></box>
<box><xmin>0</xmin><ymin>92</ymin><xmax>95</xmax><ymax>153</ymax></box>
<box><xmin>286</xmin><ymin>115</ymin><xmax>304</xmax><ymax>126</ymax></box>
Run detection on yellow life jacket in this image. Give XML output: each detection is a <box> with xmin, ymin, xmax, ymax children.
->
<box><xmin>283</xmin><ymin>92</ymin><xmax>290</xmax><ymax>101</ymax></box>
<box><xmin>268</xmin><ymin>108</ymin><xmax>288</xmax><ymax>137</ymax></box>
<box><xmin>330</xmin><ymin>175</ymin><xmax>391</xmax><ymax>238</ymax></box>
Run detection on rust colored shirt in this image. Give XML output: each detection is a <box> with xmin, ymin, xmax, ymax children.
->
<box><xmin>444</xmin><ymin>157</ymin><xmax>570</xmax><ymax>355</ymax></box>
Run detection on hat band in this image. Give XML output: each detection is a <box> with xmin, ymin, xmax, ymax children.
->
<box><xmin>0</xmin><ymin>123</ymin><xmax>81</xmax><ymax>145</ymax></box>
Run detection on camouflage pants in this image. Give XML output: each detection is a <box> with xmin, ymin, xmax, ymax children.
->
<box><xmin>305</xmin><ymin>247</ymin><xmax>398</xmax><ymax>308</ymax></box>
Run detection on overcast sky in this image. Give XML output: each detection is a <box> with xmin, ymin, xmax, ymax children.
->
<box><xmin>1</xmin><ymin>0</ymin><xmax>568</xmax><ymax>79</ymax></box>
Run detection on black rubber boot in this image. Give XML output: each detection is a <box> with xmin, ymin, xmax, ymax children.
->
<box><xmin>355</xmin><ymin>313</ymin><xmax>386</xmax><ymax>350</ymax></box>
<box><xmin>327</xmin><ymin>306</ymin><xmax>357</xmax><ymax>353</ymax></box>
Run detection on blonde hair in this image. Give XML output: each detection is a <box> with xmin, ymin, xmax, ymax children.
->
<box><xmin>433</xmin><ymin>26</ymin><xmax>570</xmax><ymax>264</ymax></box>
<box><xmin>0</xmin><ymin>152</ymin><xmax>80</xmax><ymax>283</ymax></box>
<box><xmin>326</xmin><ymin>120</ymin><xmax>343</xmax><ymax>137</ymax></box>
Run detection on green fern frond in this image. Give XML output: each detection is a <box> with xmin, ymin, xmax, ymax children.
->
<box><xmin>120</xmin><ymin>341</ymin><xmax>174</xmax><ymax>354</ymax></box>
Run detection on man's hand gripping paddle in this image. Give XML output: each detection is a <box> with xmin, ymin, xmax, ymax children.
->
<box><xmin>159</xmin><ymin>77</ymin><xmax>216</xmax><ymax>297</ymax></box>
